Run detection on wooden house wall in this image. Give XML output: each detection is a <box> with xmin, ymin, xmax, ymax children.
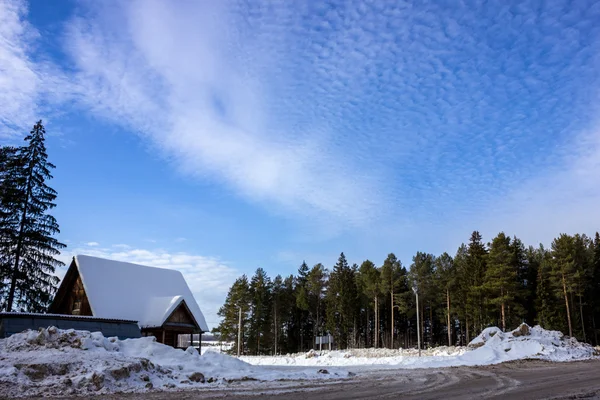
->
<box><xmin>53</xmin><ymin>273</ymin><xmax>92</xmax><ymax>316</ymax></box>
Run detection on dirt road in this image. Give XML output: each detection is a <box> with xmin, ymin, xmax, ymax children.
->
<box><xmin>28</xmin><ymin>359</ymin><xmax>600</xmax><ymax>400</ymax></box>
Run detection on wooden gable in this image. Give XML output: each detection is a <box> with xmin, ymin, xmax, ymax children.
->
<box><xmin>162</xmin><ymin>300</ymin><xmax>200</xmax><ymax>331</ymax></box>
<box><xmin>49</xmin><ymin>259</ymin><xmax>92</xmax><ymax>316</ymax></box>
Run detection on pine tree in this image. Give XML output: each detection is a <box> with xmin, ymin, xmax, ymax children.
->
<box><xmin>326</xmin><ymin>253</ymin><xmax>357</xmax><ymax>349</ymax></box>
<box><xmin>466</xmin><ymin>231</ymin><xmax>488</xmax><ymax>333</ymax></box>
<box><xmin>484</xmin><ymin>232</ymin><xmax>516</xmax><ymax>331</ymax></box>
<box><xmin>216</xmin><ymin>275</ymin><xmax>252</xmax><ymax>354</ymax></box>
<box><xmin>295</xmin><ymin>261</ymin><xmax>310</xmax><ymax>351</ymax></box>
<box><xmin>591</xmin><ymin>233</ymin><xmax>600</xmax><ymax>344</ymax></box>
<box><xmin>453</xmin><ymin>244</ymin><xmax>471</xmax><ymax>344</ymax></box>
<box><xmin>306</xmin><ymin>263</ymin><xmax>327</xmax><ymax>341</ymax></box>
<box><xmin>1</xmin><ymin>121</ymin><xmax>65</xmax><ymax>312</ymax></box>
<box><xmin>435</xmin><ymin>252</ymin><xmax>455</xmax><ymax>345</ymax></box>
<box><xmin>358</xmin><ymin>259</ymin><xmax>381</xmax><ymax>348</ymax></box>
<box><xmin>409</xmin><ymin>252</ymin><xmax>435</xmax><ymax>345</ymax></box>
<box><xmin>380</xmin><ymin>253</ymin><xmax>403</xmax><ymax>348</ymax></box>
<box><xmin>551</xmin><ymin>234</ymin><xmax>577</xmax><ymax>337</ymax></box>
<box><xmin>271</xmin><ymin>274</ymin><xmax>284</xmax><ymax>354</ymax></box>
<box><xmin>248</xmin><ymin>268</ymin><xmax>272</xmax><ymax>355</ymax></box>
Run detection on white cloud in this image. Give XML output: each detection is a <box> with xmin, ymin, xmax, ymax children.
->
<box><xmin>58</xmin><ymin>244</ymin><xmax>240</xmax><ymax>329</ymax></box>
<box><xmin>0</xmin><ymin>0</ymin><xmax>73</xmax><ymax>136</ymax></box>
<box><xmin>60</xmin><ymin>0</ymin><xmax>384</xmax><ymax>226</ymax></box>
<box><xmin>85</xmin><ymin>241</ymin><xmax>99</xmax><ymax>246</ymax></box>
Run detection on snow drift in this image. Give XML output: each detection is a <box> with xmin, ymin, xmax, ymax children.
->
<box><xmin>0</xmin><ymin>327</ymin><xmax>347</xmax><ymax>398</ymax></box>
<box><xmin>242</xmin><ymin>324</ymin><xmax>596</xmax><ymax>368</ymax></box>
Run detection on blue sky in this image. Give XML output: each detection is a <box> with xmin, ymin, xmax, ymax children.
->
<box><xmin>1</xmin><ymin>0</ymin><xmax>600</xmax><ymax>327</ymax></box>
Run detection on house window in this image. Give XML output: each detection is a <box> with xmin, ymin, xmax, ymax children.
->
<box><xmin>72</xmin><ymin>300</ymin><xmax>81</xmax><ymax>315</ymax></box>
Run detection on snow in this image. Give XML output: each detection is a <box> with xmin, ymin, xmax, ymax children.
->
<box><xmin>241</xmin><ymin>324</ymin><xmax>596</xmax><ymax>369</ymax></box>
<box><xmin>0</xmin><ymin>324</ymin><xmax>595</xmax><ymax>397</ymax></box>
<box><xmin>72</xmin><ymin>255</ymin><xmax>209</xmax><ymax>331</ymax></box>
<box><xmin>0</xmin><ymin>327</ymin><xmax>349</xmax><ymax>398</ymax></box>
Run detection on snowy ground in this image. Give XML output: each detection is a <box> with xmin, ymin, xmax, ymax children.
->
<box><xmin>0</xmin><ymin>324</ymin><xmax>597</xmax><ymax>398</ymax></box>
<box><xmin>241</xmin><ymin>324</ymin><xmax>597</xmax><ymax>369</ymax></box>
<box><xmin>0</xmin><ymin>327</ymin><xmax>348</xmax><ymax>398</ymax></box>
<box><xmin>199</xmin><ymin>341</ymin><xmax>233</xmax><ymax>355</ymax></box>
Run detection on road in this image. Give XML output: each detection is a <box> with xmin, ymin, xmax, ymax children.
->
<box><xmin>29</xmin><ymin>359</ymin><xmax>600</xmax><ymax>400</ymax></box>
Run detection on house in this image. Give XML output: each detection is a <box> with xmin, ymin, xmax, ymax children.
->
<box><xmin>49</xmin><ymin>255</ymin><xmax>209</xmax><ymax>349</ymax></box>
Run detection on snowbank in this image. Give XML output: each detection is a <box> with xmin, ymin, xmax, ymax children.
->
<box><xmin>0</xmin><ymin>327</ymin><xmax>348</xmax><ymax>398</ymax></box>
<box><xmin>241</xmin><ymin>324</ymin><xmax>596</xmax><ymax>368</ymax></box>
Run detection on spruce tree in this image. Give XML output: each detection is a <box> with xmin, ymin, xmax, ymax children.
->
<box><xmin>1</xmin><ymin>121</ymin><xmax>65</xmax><ymax>312</ymax></box>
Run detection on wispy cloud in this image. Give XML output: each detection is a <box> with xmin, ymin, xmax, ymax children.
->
<box><xmin>59</xmin><ymin>0</ymin><xmax>384</xmax><ymax>226</ymax></box>
<box><xmin>0</xmin><ymin>0</ymin><xmax>72</xmax><ymax>137</ymax></box>
<box><xmin>2</xmin><ymin>0</ymin><xmax>600</xmax><ymax>248</ymax></box>
<box><xmin>85</xmin><ymin>241</ymin><xmax>99</xmax><ymax>246</ymax></box>
<box><xmin>59</xmin><ymin>243</ymin><xmax>240</xmax><ymax>328</ymax></box>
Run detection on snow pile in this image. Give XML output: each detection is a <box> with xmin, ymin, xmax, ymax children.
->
<box><xmin>241</xmin><ymin>324</ymin><xmax>595</xmax><ymax>369</ymax></box>
<box><xmin>0</xmin><ymin>327</ymin><xmax>349</xmax><ymax>398</ymax></box>
<box><xmin>462</xmin><ymin>324</ymin><xmax>595</xmax><ymax>363</ymax></box>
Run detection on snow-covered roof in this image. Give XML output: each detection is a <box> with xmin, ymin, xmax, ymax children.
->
<box><xmin>72</xmin><ymin>255</ymin><xmax>209</xmax><ymax>331</ymax></box>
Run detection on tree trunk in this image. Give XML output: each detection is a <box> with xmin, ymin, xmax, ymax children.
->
<box><xmin>592</xmin><ymin>315</ymin><xmax>598</xmax><ymax>346</ymax></box>
<box><xmin>274</xmin><ymin>305</ymin><xmax>278</xmax><ymax>355</ymax></box>
<box><xmin>446</xmin><ymin>288</ymin><xmax>451</xmax><ymax>346</ymax></box>
<box><xmin>501</xmin><ymin>286</ymin><xmax>506</xmax><ymax>332</ymax></box>
<box><xmin>391</xmin><ymin>291</ymin><xmax>395</xmax><ymax>348</ymax></box>
<box><xmin>237</xmin><ymin>306</ymin><xmax>242</xmax><ymax>356</ymax></box>
<box><xmin>420</xmin><ymin>304</ymin><xmax>424</xmax><ymax>349</ymax></box>
<box><xmin>466</xmin><ymin>317</ymin><xmax>470</xmax><ymax>344</ymax></box>
<box><xmin>429</xmin><ymin>303</ymin><xmax>433</xmax><ymax>345</ymax></box>
<box><xmin>373</xmin><ymin>296</ymin><xmax>379</xmax><ymax>348</ymax></box>
<box><xmin>579</xmin><ymin>294</ymin><xmax>586</xmax><ymax>342</ymax></box>
<box><xmin>562</xmin><ymin>274</ymin><xmax>573</xmax><ymax>337</ymax></box>
<box><xmin>6</xmin><ymin>151</ymin><xmax>36</xmax><ymax>312</ymax></box>
<box><xmin>366</xmin><ymin>307</ymin><xmax>370</xmax><ymax>348</ymax></box>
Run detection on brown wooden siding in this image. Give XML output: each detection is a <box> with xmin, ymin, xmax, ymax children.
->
<box><xmin>53</xmin><ymin>272</ymin><xmax>92</xmax><ymax>316</ymax></box>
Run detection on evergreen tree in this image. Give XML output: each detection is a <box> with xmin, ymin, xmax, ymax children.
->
<box><xmin>306</xmin><ymin>263</ymin><xmax>327</xmax><ymax>341</ymax></box>
<box><xmin>248</xmin><ymin>268</ymin><xmax>272</xmax><ymax>355</ymax></box>
<box><xmin>591</xmin><ymin>233</ymin><xmax>600</xmax><ymax>344</ymax></box>
<box><xmin>551</xmin><ymin>234</ymin><xmax>577</xmax><ymax>337</ymax></box>
<box><xmin>1</xmin><ymin>121</ymin><xmax>65</xmax><ymax>312</ymax></box>
<box><xmin>435</xmin><ymin>252</ymin><xmax>455</xmax><ymax>345</ymax></box>
<box><xmin>453</xmin><ymin>244</ymin><xmax>471</xmax><ymax>344</ymax></box>
<box><xmin>216</xmin><ymin>275</ymin><xmax>252</xmax><ymax>354</ymax></box>
<box><xmin>466</xmin><ymin>231</ymin><xmax>488</xmax><ymax>333</ymax></box>
<box><xmin>295</xmin><ymin>261</ymin><xmax>310</xmax><ymax>351</ymax></box>
<box><xmin>484</xmin><ymin>233</ymin><xmax>517</xmax><ymax>331</ymax></box>
<box><xmin>380</xmin><ymin>253</ymin><xmax>403</xmax><ymax>348</ymax></box>
<box><xmin>358</xmin><ymin>259</ymin><xmax>381</xmax><ymax>348</ymax></box>
<box><xmin>326</xmin><ymin>253</ymin><xmax>358</xmax><ymax>348</ymax></box>
<box><xmin>409</xmin><ymin>252</ymin><xmax>435</xmax><ymax>345</ymax></box>
<box><xmin>271</xmin><ymin>274</ymin><xmax>285</xmax><ymax>354</ymax></box>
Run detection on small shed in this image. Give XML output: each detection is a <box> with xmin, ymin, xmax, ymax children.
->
<box><xmin>49</xmin><ymin>255</ymin><xmax>209</xmax><ymax>349</ymax></box>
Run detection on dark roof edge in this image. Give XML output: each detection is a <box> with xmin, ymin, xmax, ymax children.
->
<box><xmin>0</xmin><ymin>312</ymin><xmax>138</xmax><ymax>324</ymax></box>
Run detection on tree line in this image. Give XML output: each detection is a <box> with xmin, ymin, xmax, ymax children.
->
<box><xmin>0</xmin><ymin>121</ymin><xmax>65</xmax><ymax>312</ymax></box>
<box><xmin>216</xmin><ymin>231</ymin><xmax>600</xmax><ymax>355</ymax></box>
